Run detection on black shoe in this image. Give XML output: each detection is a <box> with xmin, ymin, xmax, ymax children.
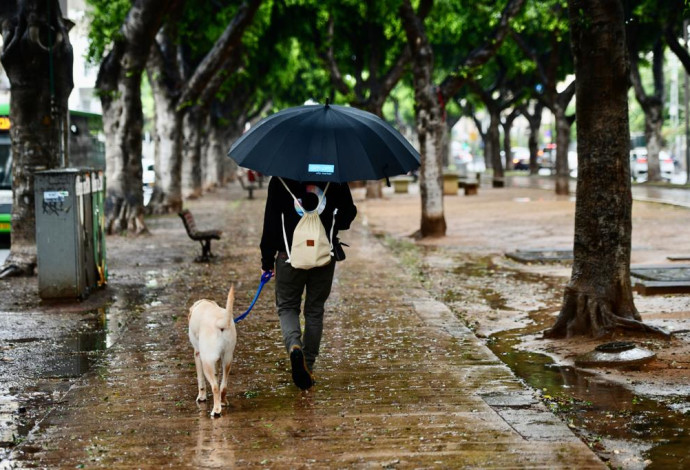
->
<box><xmin>290</xmin><ymin>346</ymin><xmax>314</xmax><ymax>390</ymax></box>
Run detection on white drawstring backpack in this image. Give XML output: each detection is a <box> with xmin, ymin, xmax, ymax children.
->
<box><xmin>279</xmin><ymin>178</ymin><xmax>337</xmax><ymax>270</ymax></box>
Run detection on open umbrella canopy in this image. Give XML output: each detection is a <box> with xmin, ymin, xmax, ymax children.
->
<box><xmin>227</xmin><ymin>103</ymin><xmax>420</xmax><ymax>183</ymax></box>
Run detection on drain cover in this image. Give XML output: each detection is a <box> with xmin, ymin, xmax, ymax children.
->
<box><xmin>575</xmin><ymin>342</ymin><xmax>656</xmax><ymax>368</ymax></box>
<box><xmin>595</xmin><ymin>341</ymin><xmax>636</xmax><ymax>353</ymax></box>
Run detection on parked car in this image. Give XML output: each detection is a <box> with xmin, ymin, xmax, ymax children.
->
<box><xmin>142</xmin><ymin>158</ymin><xmax>155</xmax><ymax>187</ymax></box>
<box><xmin>629</xmin><ymin>147</ymin><xmax>674</xmax><ymax>182</ymax></box>
<box><xmin>510</xmin><ymin>147</ymin><xmax>530</xmax><ymax>170</ymax></box>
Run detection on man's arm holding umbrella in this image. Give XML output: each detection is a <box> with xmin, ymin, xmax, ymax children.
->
<box><xmin>260</xmin><ymin>178</ymin><xmax>282</xmax><ymax>276</ymax></box>
<box><xmin>333</xmin><ymin>183</ymin><xmax>357</xmax><ymax>232</ymax></box>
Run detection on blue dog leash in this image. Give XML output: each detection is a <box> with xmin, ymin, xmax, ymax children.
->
<box><xmin>233</xmin><ymin>271</ymin><xmax>273</xmax><ymax>323</ymax></box>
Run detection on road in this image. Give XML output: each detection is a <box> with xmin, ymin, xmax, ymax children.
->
<box><xmin>505</xmin><ymin>173</ymin><xmax>690</xmax><ymax>208</ymax></box>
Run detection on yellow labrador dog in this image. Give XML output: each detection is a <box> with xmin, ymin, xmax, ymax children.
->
<box><xmin>188</xmin><ymin>286</ymin><xmax>236</xmax><ymax>417</ymax></box>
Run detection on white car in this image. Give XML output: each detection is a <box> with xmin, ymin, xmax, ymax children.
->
<box><xmin>629</xmin><ymin>147</ymin><xmax>675</xmax><ymax>182</ymax></box>
<box><xmin>142</xmin><ymin>158</ymin><xmax>155</xmax><ymax>187</ymax></box>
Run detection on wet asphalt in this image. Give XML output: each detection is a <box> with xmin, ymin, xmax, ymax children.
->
<box><xmin>0</xmin><ymin>182</ymin><xmax>610</xmax><ymax>468</ymax></box>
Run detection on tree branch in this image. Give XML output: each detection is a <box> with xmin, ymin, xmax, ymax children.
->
<box><xmin>322</xmin><ymin>14</ymin><xmax>351</xmax><ymax>97</ymax></box>
<box><xmin>198</xmin><ymin>47</ymin><xmax>244</xmax><ymax>111</ymax></box>
<box><xmin>509</xmin><ymin>29</ymin><xmax>548</xmax><ymax>85</ymax></box>
<box><xmin>439</xmin><ymin>0</ymin><xmax>526</xmax><ymax>100</ymax></box>
<box><xmin>665</xmin><ymin>24</ymin><xmax>690</xmax><ymax>73</ymax></box>
<box><xmin>652</xmin><ymin>39</ymin><xmax>665</xmax><ymax>101</ymax></box>
<box><xmin>557</xmin><ymin>79</ymin><xmax>576</xmax><ymax>110</ymax></box>
<box><xmin>379</xmin><ymin>47</ymin><xmax>411</xmax><ymax>98</ymax></box>
<box><xmin>628</xmin><ymin>48</ymin><xmax>649</xmax><ymax>111</ymax></box>
<box><xmin>177</xmin><ymin>0</ymin><xmax>263</xmax><ymax>109</ymax></box>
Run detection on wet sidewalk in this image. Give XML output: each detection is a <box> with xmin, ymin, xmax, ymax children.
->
<box><xmin>4</xmin><ymin>183</ymin><xmax>604</xmax><ymax>468</ymax></box>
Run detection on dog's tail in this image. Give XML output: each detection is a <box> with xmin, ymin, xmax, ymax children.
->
<box><xmin>225</xmin><ymin>284</ymin><xmax>235</xmax><ymax>313</ymax></box>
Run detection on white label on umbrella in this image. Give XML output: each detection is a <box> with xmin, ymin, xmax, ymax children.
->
<box><xmin>308</xmin><ymin>164</ymin><xmax>334</xmax><ymax>175</ymax></box>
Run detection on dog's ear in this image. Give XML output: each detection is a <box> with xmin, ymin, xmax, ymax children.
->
<box><xmin>226</xmin><ymin>284</ymin><xmax>235</xmax><ymax>313</ymax></box>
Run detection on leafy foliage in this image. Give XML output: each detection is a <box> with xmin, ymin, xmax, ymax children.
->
<box><xmin>84</xmin><ymin>0</ymin><xmax>130</xmax><ymax>64</ymax></box>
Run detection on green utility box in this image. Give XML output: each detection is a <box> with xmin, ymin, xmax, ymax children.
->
<box><xmin>34</xmin><ymin>168</ymin><xmax>106</xmax><ymax>299</ymax></box>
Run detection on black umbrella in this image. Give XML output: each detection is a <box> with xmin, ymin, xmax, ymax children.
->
<box><xmin>227</xmin><ymin>102</ymin><xmax>420</xmax><ymax>183</ymax></box>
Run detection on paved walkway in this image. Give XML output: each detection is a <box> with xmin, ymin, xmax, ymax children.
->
<box><xmin>7</xmin><ymin>183</ymin><xmax>604</xmax><ymax>468</ymax></box>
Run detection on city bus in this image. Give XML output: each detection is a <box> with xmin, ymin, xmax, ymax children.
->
<box><xmin>0</xmin><ymin>103</ymin><xmax>104</xmax><ymax>240</ymax></box>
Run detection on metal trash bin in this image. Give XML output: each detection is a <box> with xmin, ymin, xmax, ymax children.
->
<box><xmin>34</xmin><ymin>168</ymin><xmax>100</xmax><ymax>299</ymax></box>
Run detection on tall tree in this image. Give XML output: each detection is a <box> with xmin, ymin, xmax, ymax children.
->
<box><xmin>468</xmin><ymin>80</ymin><xmax>508</xmax><ymax>185</ymax></box>
<box><xmin>511</xmin><ymin>1</ymin><xmax>575</xmax><ymax>195</ymax></box>
<box><xmin>501</xmin><ymin>107</ymin><xmax>521</xmax><ymax>171</ymax></box>
<box><xmin>91</xmin><ymin>0</ymin><xmax>179</xmax><ymax>234</ymax></box>
<box><xmin>628</xmin><ymin>36</ymin><xmax>666</xmax><ymax>182</ymax></box>
<box><xmin>517</xmin><ymin>100</ymin><xmax>544</xmax><ymax>175</ymax></box>
<box><xmin>317</xmin><ymin>1</ymin><xmax>411</xmax><ymax>198</ymax></box>
<box><xmin>199</xmin><ymin>0</ymin><xmax>318</xmax><ymax>191</ymax></box>
<box><xmin>0</xmin><ymin>0</ymin><xmax>73</xmax><ymax>276</ymax></box>
<box><xmin>546</xmin><ymin>0</ymin><xmax>667</xmax><ymax>338</ymax></box>
<box><xmin>467</xmin><ymin>61</ymin><xmax>527</xmax><ymax>186</ymax></box>
<box><xmin>400</xmin><ymin>0</ymin><xmax>525</xmax><ymax>237</ymax></box>
<box><xmin>146</xmin><ymin>0</ymin><xmax>263</xmax><ymax>214</ymax></box>
<box><xmin>625</xmin><ymin>0</ymin><xmax>677</xmax><ymax>183</ymax></box>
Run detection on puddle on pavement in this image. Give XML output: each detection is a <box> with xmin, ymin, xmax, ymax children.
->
<box><xmin>385</xmin><ymin>240</ymin><xmax>690</xmax><ymax>468</ymax></box>
<box><xmin>489</xmin><ymin>327</ymin><xmax>690</xmax><ymax>468</ymax></box>
<box><xmin>468</xmin><ymin>260</ymin><xmax>690</xmax><ymax>467</ymax></box>
<box><xmin>0</xmin><ymin>284</ymin><xmax>153</xmax><ymax>462</ymax></box>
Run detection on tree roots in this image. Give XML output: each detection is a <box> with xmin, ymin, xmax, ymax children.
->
<box><xmin>0</xmin><ymin>254</ymin><xmax>36</xmax><ymax>278</ymax></box>
<box><xmin>544</xmin><ymin>288</ymin><xmax>670</xmax><ymax>339</ymax></box>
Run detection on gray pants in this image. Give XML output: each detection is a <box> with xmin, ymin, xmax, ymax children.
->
<box><xmin>275</xmin><ymin>255</ymin><xmax>336</xmax><ymax>371</ymax></box>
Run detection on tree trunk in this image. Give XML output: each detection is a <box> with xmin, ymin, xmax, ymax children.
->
<box><xmin>554</xmin><ymin>107</ymin><xmax>572</xmax><ymax>195</ymax></box>
<box><xmin>525</xmin><ymin>102</ymin><xmax>543</xmax><ymax>175</ymax></box>
<box><xmin>148</xmin><ymin>91</ymin><xmax>183</xmax><ymax>214</ymax></box>
<box><xmin>502</xmin><ymin>119</ymin><xmax>514</xmax><ymax>172</ymax></box>
<box><xmin>145</xmin><ymin>39</ymin><xmax>183</xmax><ymax>214</ymax></box>
<box><xmin>441</xmin><ymin>120</ymin><xmax>451</xmax><ymax>168</ymax></box>
<box><xmin>471</xmin><ymin>114</ymin><xmax>490</xmax><ymax>170</ymax></box>
<box><xmin>0</xmin><ymin>0</ymin><xmax>73</xmax><ymax>276</ymax></box>
<box><xmin>100</xmin><ymin>72</ymin><xmax>147</xmax><ymax>234</ymax></box>
<box><xmin>201</xmin><ymin>115</ymin><xmax>219</xmax><ymax>192</ymax></box>
<box><xmin>643</xmin><ymin>103</ymin><xmax>664</xmax><ymax>182</ymax></box>
<box><xmin>147</xmin><ymin>0</ymin><xmax>261</xmax><ymax>212</ymax></box>
<box><xmin>417</xmin><ymin>111</ymin><xmax>446</xmax><ymax>237</ymax></box>
<box><xmin>488</xmin><ymin>111</ymin><xmax>503</xmax><ymax>185</ymax></box>
<box><xmin>629</xmin><ymin>38</ymin><xmax>665</xmax><ymax>182</ymax></box>
<box><xmin>96</xmin><ymin>0</ymin><xmax>172</xmax><ymax>234</ymax></box>
<box><xmin>218</xmin><ymin>119</ymin><xmax>243</xmax><ymax>185</ymax></box>
<box><xmin>181</xmin><ymin>108</ymin><xmax>203</xmax><ymax>199</ymax></box>
<box><xmin>400</xmin><ymin>0</ymin><xmax>446</xmax><ymax>238</ymax></box>
<box><xmin>363</xmin><ymin>101</ymin><xmax>387</xmax><ymax>199</ymax></box>
<box><xmin>365</xmin><ymin>180</ymin><xmax>384</xmax><ymax>198</ymax></box>
<box><xmin>546</xmin><ymin>0</ymin><xmax>668</xmax><ymax>339</ymax></box>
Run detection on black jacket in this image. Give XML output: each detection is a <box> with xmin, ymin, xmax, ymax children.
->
<box><xmin>260</xmin><ymin>177</ymin><xmax>357</xmax><ymax>271</ymax></box>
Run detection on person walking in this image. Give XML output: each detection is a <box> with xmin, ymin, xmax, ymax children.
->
<box><xmin>260</xmin><ymin>176</ymin><xmax>357</xmax><ymax>390</ymax></box>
